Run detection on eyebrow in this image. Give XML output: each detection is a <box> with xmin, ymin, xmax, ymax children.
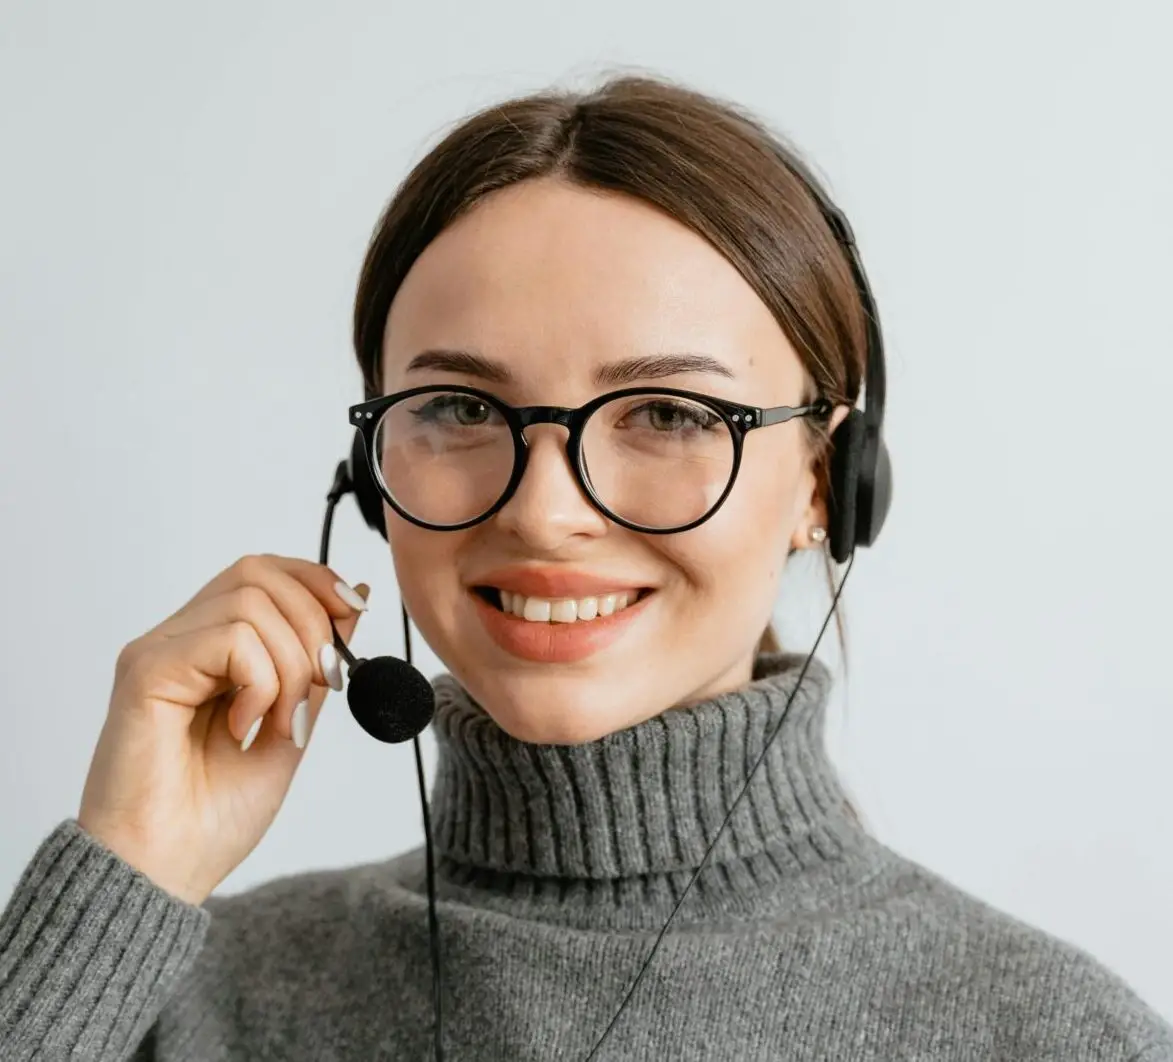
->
<box><xmin>595</xmin><ymin>353</ymin><xmax>735</xmax><ymax>386</ymax></box>
<box><xmin>404</xmin><ymin>348</ymin><xmax>736</xmax><ymax>386</ymax></box>
<box><xmin>405</xmin><ymin>348</ymin><xmax>512</xmax><ymax>382</ymax></box>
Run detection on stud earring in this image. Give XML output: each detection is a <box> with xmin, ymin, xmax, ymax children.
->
<box><xmin>810</xmin><ymin>526</ymin><xmax>827</xmax><ymax>545</ymax></box>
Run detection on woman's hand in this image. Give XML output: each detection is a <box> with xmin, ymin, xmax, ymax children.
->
<box><xmin>77</xmin><ymin>554</ymin><xmax>369</xmax><ymax>905</ymax></box>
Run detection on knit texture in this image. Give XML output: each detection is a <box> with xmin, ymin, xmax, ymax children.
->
<box><xmin>2</xmin><ymin>652</ymin><xmax>1171</xmax><ymax>1060</ymax></box>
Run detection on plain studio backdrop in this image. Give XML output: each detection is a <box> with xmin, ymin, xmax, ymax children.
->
<box><xmin>2</xmin><ymin>0</ymin><xmax>1171</xmax><ymax>1019</ymax></box>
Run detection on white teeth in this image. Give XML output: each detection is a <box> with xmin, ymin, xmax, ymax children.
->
<box><xmin>550</xmin><ymin>599</ymin><xmax>577</xmax><ymax>623</ymax></box>
<box><xmin>495</xmin><ymin>590</ymin><xmax>641</xmax><ymax>623</ymax></box>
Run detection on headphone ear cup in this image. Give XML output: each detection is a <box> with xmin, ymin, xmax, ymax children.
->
<box><xmin>349</xmin><ymin>430</ymin><xmax>388</xmax><ymax>541</ymax></box>
<box><xmin>825</xmin><ymin>410</ymin><xmax>865</xmax><ymax>564</ymax></box>
<box><xmin>857</xmin><ymin>435</ymin><xmax>892</xmax><ymax>551</ymax></box>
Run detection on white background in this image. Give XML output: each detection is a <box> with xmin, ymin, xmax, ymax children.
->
<box><xmin>1</xmin><ymin>0</ymin><xmax>1170</xmax><ymax>1019</ymax></box>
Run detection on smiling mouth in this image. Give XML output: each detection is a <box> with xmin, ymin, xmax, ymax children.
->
<box><xmin>473</xmin><ymin>586</ymin><xmax>653</xmax><ymax>623</ymax></box>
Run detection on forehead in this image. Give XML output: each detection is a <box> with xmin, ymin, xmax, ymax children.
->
<box><xmin>381</xmin><ymin>177</ymin><xmax>801</xmax><ymax>396</ymax></box>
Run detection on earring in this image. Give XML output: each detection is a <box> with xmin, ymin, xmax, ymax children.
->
<box><xmin>809</xmin><ymin>526</ymin><xmax>827</xmax><ymax>545</ymax></box>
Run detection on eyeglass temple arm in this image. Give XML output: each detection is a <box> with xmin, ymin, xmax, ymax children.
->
<box><xmin>755</xmin><ymin>400</ymin><xmax>832</xmax><ymax>428</ymax></box>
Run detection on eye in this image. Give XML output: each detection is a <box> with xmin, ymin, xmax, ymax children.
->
<box><xmin>626</xmin><ymin>398</ymin><xmax>722</xmax><ymax>433</ymax></box>
<box><xmin>411</xmin><ymin>394</ymin><xmax>501</xmax><ymax>427</ymax></box>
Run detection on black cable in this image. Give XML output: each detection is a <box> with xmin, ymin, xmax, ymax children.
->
<box><xmin>405</xmin><ymin>607</ymin><xmax>444</xmax><ymax>1062</ymax></box>
<box><xmin>582</xmin><ymin>550</ymin><xmax>855</xmax><ymax>1060</ymax></box>
<box><xmin>320</xmin><ymin>480</ymin><xmax>443</xmax><ymax>1057</ymax></box>
<box><xmin>321</xmin><ymin>473</ymin><xmax>352</xmax><ymax>663</ymax></box>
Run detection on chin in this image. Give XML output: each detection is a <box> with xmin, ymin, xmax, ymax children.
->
<box><xmin>459</xmin><ymin>669</ymin><xmax>661</xmax><ymax>746</ymax></box>
<box><xmin>428</xmin><ymin>588</ymin><xmax>671</xmax><ymax>744</ymax></box>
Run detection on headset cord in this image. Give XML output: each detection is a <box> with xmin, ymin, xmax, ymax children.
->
<box><xmin>582</xmin><ymin>551</ymin><xmax>855</xmax><ymax>1061</ymax></box>
<box><xmin>322</xmin><ymin>474</ymin><xmax>446</xmax><ymax>1056</ymax></box>
<box><xmin>405</xmin><ymin>552</ymin><xmax>853</xmax><ymax>1062</ymax></box>
<box><xmin>404</xmin><ymin>608</ymin><xmax>445</xmax><ymax>1062</ymax></box>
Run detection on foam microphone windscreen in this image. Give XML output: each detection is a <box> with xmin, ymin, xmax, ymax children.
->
<box><xmin>346</xmin><ymin>656</ymin><xmax>436</xmax><ymax>743</ymax></box>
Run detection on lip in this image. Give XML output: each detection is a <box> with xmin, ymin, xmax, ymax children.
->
<box><xmin>470</xmin><ymin>586</ymin><xmax>654</xmax><ymax>664</ymax></box>
<box><xmin>468</xmin><ymin>566</ymin><xmax>652</xmax><ymax>599</ymax></box>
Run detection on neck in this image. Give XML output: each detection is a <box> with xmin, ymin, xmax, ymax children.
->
<box><xmin>426</xmin><ymin>652</ymin><xmax>880</xmax><ymax>928</ymax></box>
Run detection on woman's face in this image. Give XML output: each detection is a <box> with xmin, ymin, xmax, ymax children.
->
<box><xmin>381</xmin><ymin>177</ymin><xmax>839</xmax><ymax>744</ymax></box>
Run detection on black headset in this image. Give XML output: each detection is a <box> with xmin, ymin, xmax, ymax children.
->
<box><xmin>341</xmin><ymin>159</ymin><xmax>891</xmax><ymax>566</ymax></box>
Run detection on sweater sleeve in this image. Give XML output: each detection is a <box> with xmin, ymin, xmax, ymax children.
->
<box><xmin>0</xmin><ymin>819</ymin><xmax>210</xmax><ymax>1062</ymax></box>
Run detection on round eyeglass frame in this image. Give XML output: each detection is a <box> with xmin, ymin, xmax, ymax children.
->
<box><xmin>348</xmin><ymin>384</ymin><xmax>833</xmax><ymax>535</ymax></box>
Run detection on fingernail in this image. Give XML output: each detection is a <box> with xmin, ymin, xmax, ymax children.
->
<box><xmin>334</xmin><ymin>580</ymin><xmax>369</xmax><ymax>612</ymax></box>
<box><xmin>291</xmin><ymin>699</ymin><xmax>310</xmax><ymax>749</ymax></box>
<box><xmin>240</xmin><ymin>717</ymin><xmax>262</xmax><ymax>752</ymax></box>
<box><xmin>320</xmin><ymin>644</ymin><xmax>343</xmax><ymax>691</ymax></box>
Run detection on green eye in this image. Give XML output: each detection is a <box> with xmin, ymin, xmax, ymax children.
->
<box><xmin>412</xmin><ymin>395</ymin><xmax>498</xmax><ymax>426</ymax></box>
<box><xmin>624</xmin><ymin>399</ymin><xmax>722</xmax><ymax>433</ymax></box>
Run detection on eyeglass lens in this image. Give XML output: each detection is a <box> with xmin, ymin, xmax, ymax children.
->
<box><xmin>372</xmin><ymin>389</ymin><xmax>736</xmax><ymax>530</ymax></box>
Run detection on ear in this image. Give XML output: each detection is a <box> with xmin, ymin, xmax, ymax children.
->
<box><xmin>789</xmin><ymin>403</ymin><xmax>852</xmax><ymax>552</ymax></box>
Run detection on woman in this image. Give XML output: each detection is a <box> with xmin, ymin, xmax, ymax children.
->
<box><xmin>1</xmin><ymin>74</ymin><xmax>1169</xmax><ymax>1061</ymax></box>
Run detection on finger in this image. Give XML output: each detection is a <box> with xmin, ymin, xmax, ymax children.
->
<box><xmin>153</xmin><ymin>561</ymin><xmax>358</xmax><ymax>691</ymax></box>
<box><xmin>262</xmin><ymin>582</ymin><xmax>370</xmax><ymax>761</ymax></box>
<box><xmin>117</xmin><ymin>620</ymin><xmax>280</xmax><ymax>741</ymax></box>
<box><xmin>155</xmin><ymin>586</ymin><xmax>321</xmax><ymax>743</ymax></box>
<box><xmin>156</xmin><ymin>554</ymin><xmax>367</xmax><ymax>632</ymax></box>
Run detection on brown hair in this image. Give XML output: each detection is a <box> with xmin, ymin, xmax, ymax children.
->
<box><xmin>352</xmin><ymin>74</ymin><xmax>867</xmax><ymax>654</ymax></box>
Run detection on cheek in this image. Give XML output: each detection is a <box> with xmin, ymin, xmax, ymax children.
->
<box><xmin>730</xmin><ymin>441</ymin><xmax>802</xmax><ymax>530</ymax></box>
<box><xmin>386</xmin><ymin>512</ymin><xmax>464</xmax><ymax>622</ymax></box>
<box><xmin>667</xmin><ymin>447</ymin><xmax>800</xmax><ymax>590</ymax></box>
<box><xmin>670</xmin><ymin>514</ymin><xmax>787</xmax><ymax>596</ymax></box>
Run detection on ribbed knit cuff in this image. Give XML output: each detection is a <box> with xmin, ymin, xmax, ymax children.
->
<box><xmin>0</xmin><ymin>818</ymin><xmax>210</xmax><ymax>1061</ymax></box>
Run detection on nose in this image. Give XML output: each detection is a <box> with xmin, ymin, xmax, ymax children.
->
<box><xmin>491</xmin><ymin>424</ymin><xmax>610</xmax><ymax>549</ymax></box>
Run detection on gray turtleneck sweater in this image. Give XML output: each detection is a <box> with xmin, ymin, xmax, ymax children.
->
<box><xmin>2</xmin><ymin>653</ymin><xmax>1171</xmax><ymax>1060</ymax></box>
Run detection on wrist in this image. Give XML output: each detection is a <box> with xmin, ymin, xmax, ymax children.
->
<box><xmin>76</xmin><ymin>815</ymin><xmax>211</xmax><ymax>906</ymax></box>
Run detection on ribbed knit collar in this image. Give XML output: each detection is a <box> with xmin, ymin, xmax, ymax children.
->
<box><xmin>428</xmin><ymin>652</ymin><xmax>873</xmax><ymax>892</ymax></box>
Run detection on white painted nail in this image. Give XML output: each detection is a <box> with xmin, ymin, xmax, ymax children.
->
<box><xmin>319</xmin><ymin>644</ymin><xmax>343</xmax><ymax>691</ymax></box>
<box><xmin>291</xmin><ymin>699</ymin><xmax>310</xmax><ymax>749</ymax></box>
<box><xmin>334</xmin><ymin>580</ymin><xmax>368</xmax><ymax>611</ymax></box>
<box><xmin>240</xmin><ymin>717</ymin><xmax>262</xmax><ymax>752</ymax></box>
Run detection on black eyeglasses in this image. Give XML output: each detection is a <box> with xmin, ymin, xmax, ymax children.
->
<box><xmin>348</xmin><ymin>384</ymin><xmax>832</xmax><ymax>534</ymax></box>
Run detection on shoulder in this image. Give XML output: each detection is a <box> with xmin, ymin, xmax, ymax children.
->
<box><xmin>146</xmin><ymin>849</ymin><xmax>428</xmax><ymax>1056</ymax></box>
<box><xmin>866</xmin><ymin>846</ymin><xmax>1173</xmax><ymax>1060</ymax></box>
<box><xmin>196</xmin><ymin>846</ymin><xmax>427</xmax><ymax>968</ymax></box>
<box><xmin>170</xmin><ymin>847</ymin><xmax>424</xmax><ymax>991</ymax></box>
